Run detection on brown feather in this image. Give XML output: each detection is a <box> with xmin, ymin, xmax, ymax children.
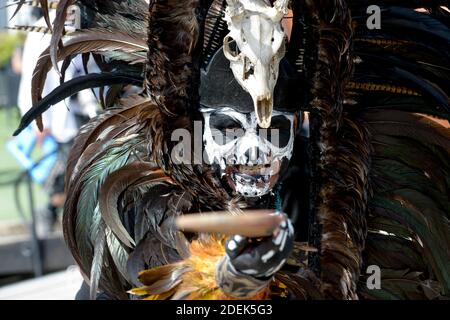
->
<box><xmin>363</xmin><ymin>110</ymin><xmax>450</xmax><ymax>153</ymax></box>
<box><xmin>39</xmin><ymin>0</ymin><xmax>52</xmax><ymax>32</ymax></box>
<box><xmin>32</xmin><ymin>29</ymin><xmax>147</xmax><ymax>114</ymax></box>
<box><xmin>99</xmin><ymin>162</ymin><xmax>169</xmax><ymax>247</ymax></box>
<box><xmin>304</xmin><ymin>0</ymin><xmax>369</xmax><ymax>299</ymax></box>
<box><xmin>50</xmin><ymin>0</ymin><xmax>76</xmax><ymax>75</ymax></box>
<box><xmin>65</xmin><ymin>96</ymin><xmax>151</xmax><ymax>190</ymax></box>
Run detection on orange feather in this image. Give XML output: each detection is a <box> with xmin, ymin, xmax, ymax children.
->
<box><xmin>129</xmin><ymin>235</ymin><xmax>281</xmax><ymax>300</ymax></box>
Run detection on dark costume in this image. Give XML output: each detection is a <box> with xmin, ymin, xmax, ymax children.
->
<box><xmin>13</xmin><ymin>0</ymin><xmax>450</xmax><ymax>300</ymax></box>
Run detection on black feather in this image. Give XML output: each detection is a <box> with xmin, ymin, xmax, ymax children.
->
<box><xmin>14</xmin><ymin>73</ymin><xmax>143</xmax><ymax>136</ymax></box>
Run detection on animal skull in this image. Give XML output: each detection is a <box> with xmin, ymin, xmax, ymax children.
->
<box><xmin>223</xmin><ymin>0</ymin><xmax>289</xmax><ymax>128</ymax></box>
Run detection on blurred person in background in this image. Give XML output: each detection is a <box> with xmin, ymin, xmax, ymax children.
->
<box><xmin>11</xmin><ymin>7</ymin><xmax>99</xmax><ymax>236</ymax></box>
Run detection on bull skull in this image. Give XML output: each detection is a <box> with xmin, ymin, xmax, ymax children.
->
<box><xmin>223</xmin><ymin>0</ymin><xmax>288</xmax><ymax>128</ymax></box>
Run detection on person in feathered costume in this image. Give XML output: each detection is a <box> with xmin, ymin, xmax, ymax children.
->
<box><xmin>11</xmin><ymin>0</ymin><xmax>450</xmax><ymax>300</ymax></box>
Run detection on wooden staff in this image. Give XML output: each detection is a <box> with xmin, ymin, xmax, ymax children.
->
<box><xmin>175</xmin><ymin>210</ymin><xmax>285</xmax><ymax>238</ymax></box>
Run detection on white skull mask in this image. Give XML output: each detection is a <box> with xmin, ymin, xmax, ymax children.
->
<box><xmin>201</xmin><ymin>107</ymin><xmax>296</xmax><ymax>198</ymax></box>
<box><xmin>223</xmin><ymin>0</ymin><xmax>289</xmax><ymax>129</ymax></box>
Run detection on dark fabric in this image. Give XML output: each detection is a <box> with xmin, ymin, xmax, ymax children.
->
<box><xmin>199</xmin><ymin>47</ymin><xmax>305</xmax><ymax>113</ymax></box>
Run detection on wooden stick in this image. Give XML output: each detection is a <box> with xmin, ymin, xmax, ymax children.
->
<box><xmin>175</xmin><ymin>210</ymin><xmax>284</xmax><ymax>238</ymax></box>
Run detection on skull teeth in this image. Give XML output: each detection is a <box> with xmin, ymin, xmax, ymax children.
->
<box><xmin>256</xmin><ymin>96</ymin><xmax>273</xmax><ymax>129</ymax></box>
<box><xmin>238</xmin><ymin>165</ymin><xmax>266</xmax><ymax>173</ymax></box>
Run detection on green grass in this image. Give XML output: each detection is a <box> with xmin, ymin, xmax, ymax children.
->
<box><xmin>0</xmin><ymin>108</ymin><xmax>48</xmax><ymax>222</ymax></box>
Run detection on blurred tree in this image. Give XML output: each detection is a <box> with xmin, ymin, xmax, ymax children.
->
<box><xmin>0</xmin><ymin>32</ymin><xmax>25</xmax><ymax>68</ymax></box>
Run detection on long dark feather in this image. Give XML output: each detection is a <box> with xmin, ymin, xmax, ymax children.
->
<box><xmin>30</xmin><ymin>28</ymin><xmax>147</xmax><ymax>117</ymax></box>
<box><xmin>39</xmin><ymin>0</ymin><xmax>52</xmax><ymax>32</ymax></box>
<box><xmin>90</xmin><ymin>219</ymin><xmax>106</xmax><ymax>300</ymax></box>
<box><xmin>9</xmin><ymin>0</ymin><xmax>27</xmax><ymax>21</ymax></box>
<box><xmin>50</xmin><ymin>0</ymin><xmax>76</xmax><ymax>75</ymax></box>
<box><xmin>99</xmin><ymin>163</ymin><xmax>167</xmax><ymax>248</ymax></box>
<box><xmin>13</xmin><ymin>72</ymin><xmax>143</xmax><ymax>136</ymax></box>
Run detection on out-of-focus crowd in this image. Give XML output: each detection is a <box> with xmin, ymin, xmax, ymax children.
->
<box><xmin>1</xmin><ymin>3</ymin><xmax>99</xmax><ymax>236</ymax></box>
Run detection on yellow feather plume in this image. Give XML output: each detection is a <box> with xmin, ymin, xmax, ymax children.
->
<box><xmin>129</xmin><ymin>235</ymin><xmax>285</xmax><ymax>300</ymax></box>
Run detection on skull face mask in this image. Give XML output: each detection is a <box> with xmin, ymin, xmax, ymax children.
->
<box><xmin>201</xmin><ymin>107</ymin><xmax>296</xmax><ymax>198</ymax></box>
<box><xmin>199</xmin><ymin>47</ymin><xmax>301</xmax><ymax>198</ymax></box>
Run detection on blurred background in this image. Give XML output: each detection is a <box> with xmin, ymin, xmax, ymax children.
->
<box><xmin>0</xmin><ymin>1</ymin><xmax>97</xmax><ymax>299</ymax></box>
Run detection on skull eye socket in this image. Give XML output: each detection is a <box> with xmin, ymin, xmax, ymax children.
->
<box><xmin>258</xmin><ymin>115</ymin><xmax>292</xmax><ymax>148</ymax></box>
<box><xmin>209</xmin><ymin>113</ymin><xmax>244</xmax><ymax>145</ymax></box>
<box><xmin>224</xmin><ymin>36</ymin><xmax>241</xmax><ymax>61</ymax></box>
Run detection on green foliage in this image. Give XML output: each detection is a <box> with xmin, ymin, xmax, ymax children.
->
<box><xmin>0</xmin><ymin>32</ymin><xmax>25</xmax><ymax>68</ymax></box>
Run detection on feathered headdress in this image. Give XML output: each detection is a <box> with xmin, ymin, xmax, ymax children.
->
<box><xmin>10</xmin><ymin>0</ymin><xmax>450</xmax><ymax>300</ymax></box>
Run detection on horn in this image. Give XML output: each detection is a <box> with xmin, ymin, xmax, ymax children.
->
<box><xmin>272</xmin><ymin>0</ymin><xmax>289</xmax><ymax>22</ymax></box>
<box><xmin>226</xmin><ymin>0</ymin><xmax>238</xmax><ymax>5</ymax></box>
<box><xmin>225</xmin><ymin>0</ymin><xmax>242</xmax><ymax>13</ymax></box>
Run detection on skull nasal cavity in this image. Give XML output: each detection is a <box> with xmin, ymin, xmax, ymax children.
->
<box><xmin>244</xmin><ymin>147</ymin><xmax>259</xmax><ymax>162</ymax></box>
